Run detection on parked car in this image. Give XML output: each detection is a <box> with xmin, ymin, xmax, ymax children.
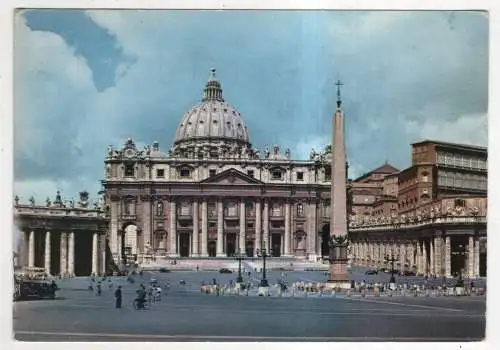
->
<box><xmin>365</xmin><ymin>269</ymin><xmax>378</xmax><ymax>275</ymax></box>
<box><xmin>219</xmin><ymin>268</ymin><xmax>232</xmax><ymax>274</ymax></box>
<box><xmin>15</xmin><ymin>280</ymin><xmax>56</xmax><ymax>301</ymax></box>
<box><xmin>159</xmin><ymin>267</ymin><xmax>170</xmax><ymax>273</ymax></box>
<box><xmin>402</xmin><ymin>271</ymin><xmax>416</xmax><ymax>276</ymax></box>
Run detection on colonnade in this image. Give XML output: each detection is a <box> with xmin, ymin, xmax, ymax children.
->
<box><xmin>19</xmin><ymin>230</ymin><xmax>105</xmax><ymax>276</ymax></box>
<box><xmin>165</xmin><ymin>198</ymin><xmax>302</xmax><ymax>257</ymax></box>
<box><xmin>114</xmin><ymin>197</ymin><xmax>320</xmax><ymax>260</ymax></box>
<box><xmin>351</xmin><ymin>234</ymin><xmax>482</xmax><ymax>278</ymax></box>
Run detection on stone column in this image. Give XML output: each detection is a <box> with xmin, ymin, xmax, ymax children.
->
<box><xmin>239</xmin><ymin>199</ymin><xmax>246</xmax><ymax>254</ymax></box>
<box><xmin>44</xmin><ymin>231</ymin><xmax>51</xmax><ymax>275</ymax></box>
<box><xmin>422</xmin><ymin>239</ymin><xmax>427</xmax><ymax>276</ymax></box>
<box><xmin>263</xmin><ymin>199</ymin><xmax>269</xmax><ymax>252</ymax></box>
<box><xmin>201</xmin><ymin>200</ymin><xmax>208</xmax><ymax>257</ymax></box>
<box><xmin>400</xmin><ymin>242</ymin><xmax>406</xmax><ymax>272</ymax></box>
<box><xmin>100</xmin><ymin>234</ymin><xmax>106</xmax><ymax>275</ymax></box>
<box><xmin>255</xmin><ymin>200</ymin><xmax>262</xmax><ymax>255</ymax></box>
<box><xmin>92</xmin><ymin>232</ymin><xmax>99</xmax><ymax>275</ymax></box>
<box><xmin>416</xmin><ymin>241</ymin><xmax>422</xmax><ymax>275</ymax></box>
<box><xmin>430</xmin><ymin>239</ymin><xmax>435</xmax><ymax>275</ymax></box>
<box><xmin>407</xmin><ymin>242</ymin><xmax>414</xmax><ymax>271</ymax></box>
<box><xmin>474</xmin><ymin>236</ymin><xmax>480</xmax><ymax>277</ymax></box>
<box><xmin>68</xmin><ymin>232</ymin><xmax>75</xmax><ymax>276</ymax></box>
<box><xmin>169</xmin><ymin>199</ymin><xmax>178</xmax><ymax>257</ymax></box>
<box><xmin>28</xmin><ymin>230</ymin><xmax>35</xmax><ymax>267</ymax></box>
<box><xmin>467</xmin><ymin>235</ymin><xmax>474</xmax><ymax>278</ymax></box>
<box><xmin>192</xmin><ymin>200</ymin><xmax>199</xmax><ymax>256</ymax></box>
<box><xmin>284</xmin><ymin>201</ymin><xmax>291</xmax><ymax>256</ymax></box>
<box><xmin>60</xmin><ymin>232</ymin><xmax>68</xmax><ymax>276</ymax></box>
<box><xmin>216</xmin><ymin>199</ymin><xmax>224</xmax><ymax>256</ymax></box>
<box><xmin>445</xmin><ymin>236</ymin><xmax>451</xmax><ymax>277</ymax></box>
<box><xmin>434</xmin><ymin>235</ymin><xmax>443</xmax><ymax>276</ymax></box>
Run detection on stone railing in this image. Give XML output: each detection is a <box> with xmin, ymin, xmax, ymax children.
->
<box><xmin>15</xmin><ymin>205</ymin><xmax>105</xmax><ymax>218</ymax></box>
<box><xmin>349</xmin><ymin>215</ymin><xmax>486</xmax><ymax>232</ymax></box>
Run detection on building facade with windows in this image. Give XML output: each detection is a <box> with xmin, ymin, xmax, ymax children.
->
<box><xmin>348</xmin><ymin>141</ymin><xmax>488</xmax><ymax>278</ymax></box>
<box><xmin>103</xmin><ymin>69</ymin><xmax>343</xmax><ymax>263</ymax></box>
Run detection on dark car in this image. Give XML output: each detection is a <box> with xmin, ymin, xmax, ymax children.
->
<box><xmin>402</xmin><ymin>271</ymin><xmax>416</xmax><ymax>276</ymax></box>
<box><xmin>219</xmin><ymin>268</ymin><xmax>232</xmax><ymax>274</ymax></box>
<box><xmin>159</xmin><ymin>268</ymin><xmax>170</xmax><ymax>273</ymax></box>
<box><xmin>365</xmin><ymin>269</ymin><xmax>378</xmax><ymax>275</ymax></box>
<box><xmin>15</xmin><ymin>280</ymin><xmax>56</xmax><ymax>301</ymax></box>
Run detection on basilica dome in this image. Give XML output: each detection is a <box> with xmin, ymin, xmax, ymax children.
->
<box><xmin>173</xmin><ymin>69</ymin><xmax>251</xmax><ymax>147</ymax></box>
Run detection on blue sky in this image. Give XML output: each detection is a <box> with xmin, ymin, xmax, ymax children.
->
<box><xmin>13</xmin><ymin>10</ymin><xmax>488</xmax><ymax>203</ymax></box>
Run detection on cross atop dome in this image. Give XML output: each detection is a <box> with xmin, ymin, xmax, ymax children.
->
<box><xmin>202</xmin><ymin>68</ymin><xmax>224</xmax><ymax>102</ymax></box>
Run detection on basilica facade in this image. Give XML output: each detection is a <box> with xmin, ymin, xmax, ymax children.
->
<box><xmin>103</xmin><ymin>69</ymin><xmax>341</xmax><ymax>264</ymax></box>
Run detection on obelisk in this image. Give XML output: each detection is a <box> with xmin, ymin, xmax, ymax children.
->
<box><xmin>328</xmin><ymin>80</ymin><xmax>350</xmax><ymax>288</ymax></box>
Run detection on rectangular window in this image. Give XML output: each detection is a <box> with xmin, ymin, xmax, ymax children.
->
<box><xmin>297</xmin><ymin>203</ymin><xmax>304</xmax><ymax>216</ymax></box>
<box><xmin>471</xmin><ymin>158</ymin><xmax>478</xmax><ymax>169</ymax></box>
<box><xmin>247</xmin><ymin>222</ymin><xmax>254</xmax><ymax>229</ymax></box>
<box><xmin>271</xmin><ymin>170</ymin><xmax>282</xmax><ymax>180</ymax></box>
<box><xmin>124</xmin><ymin>163</ymin><xmax>135</xmax><ymax>177</ymax></box>
<box><xmin>325</xmin><ymin>168</ymin><xmax>331</xmax><ymax>181</ymax></box>
<box><xmin>437</xmin><ymin>152</ymin><xmax>445</xmax><ymax>164</ymax></box>
<box><xmin>156</xmin><ymin>169</ymin><xmax>165</xmax><ymax>178</ymax></box>
<box><xmin>179</xmin><ymin>167</ymin><xmax>191</xmax><ymax>178</ymax></box>
<box><xmin>208</xmin><ymin>222</ymin><xmax>216</xmax><ymax>228</ymax></box>
<box><xmin>209</xmin><ymin>169</ymin><xmax>216</xmax><ymax>177</ymax></box>
<box><xmin>247</xmin><ymin>170</ymin><xmax>254</xmax><ymax>178</ymax></box>
<box><xmin>297</xmin><ymin>172</ymin><xmax>304</xmax><ymax>181</ymax></box>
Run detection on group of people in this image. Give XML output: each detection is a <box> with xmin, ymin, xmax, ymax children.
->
<box><xmin>112</xmin><ymin>280</ymin><xmax>169</xmax><ymax>309</ymax></box>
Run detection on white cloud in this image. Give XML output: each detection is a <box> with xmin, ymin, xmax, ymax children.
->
<box><xmin>405</xmin><ymin>112</ymin><xmax>488</xmax><ymax>146</ymax></box>
<box><xmin>293</xmin><ymin>135</ymin><xmax>330</xmax><ymax>160</ymax></box>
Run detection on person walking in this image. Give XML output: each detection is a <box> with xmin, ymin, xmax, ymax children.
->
<box><xmin>114</xmin><ymin>286</ymin><xmax>122</xmax><ymax>308</ymax></box>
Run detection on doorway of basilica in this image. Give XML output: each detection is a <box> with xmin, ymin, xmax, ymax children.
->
<box><xmin>271</xmin><ymin>234</ymin><xmax>281</xmax><ymax>257</ymax></box>
<box><xmin>179</xmin><ymin>233</ymin><xmax>190</xmax><ymax>257</ymax></box>
<box><xmin>226</xmin><ymin>234</ymin><xmax>236</xmax><ymax>257</ymax></box>
<box><xmin>321</xmin><ymin>224</ymin><xmax>330</xmax><ymax>258</ymax></box>
<box><xmin>246</xmin><ymin>240</ymin><xmax>254</xmax><ymax>257</ymax></box>
<box><xmin>208</xmin><ymin>240</ymin><xmax>216</xmax><ymax>257</ymax></box>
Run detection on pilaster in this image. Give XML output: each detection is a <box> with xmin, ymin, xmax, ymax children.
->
<box><xmin>201</xmin><ymin>200</ymin><xmax>208</xmax><ymax>257</ymax></box>
<box><xmin>192</xmin><ymin>200</ymin><xmax>199</xmax><ymax>256</ymax></box>
<box><xmin>216</xmin><ymin>199</ymin><xmax>224</xmax><ymax>256</ymax></box>
<box><xmin>239</xmin><ymin>199</ymin><xmax>246</xmax><ymax>254</ymax></box>
<box><xmin>284</xmin><ymin>201</ymin><xmax>291</xmax><ymax>256</ymax></box>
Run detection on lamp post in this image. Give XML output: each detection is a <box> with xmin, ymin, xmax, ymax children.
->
<box><xmin>384</xmin><ymin>252</ymin><xmax>398</xmax><ymax>284</ymax></box>
<box><xmin>234</xmin><ymin>249</ymin><xmax>245</xmax><ymax>284</ymax></box>
<box><xmin>256</xmin><ymin>248</ymin><xmax>272</xmax><ymax>287</ymax></box>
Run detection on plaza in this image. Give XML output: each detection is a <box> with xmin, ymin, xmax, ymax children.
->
<box><xmin>13</xmin><ymin>268</ymin><xmax>486</xmax><ymax>342</ymax></box>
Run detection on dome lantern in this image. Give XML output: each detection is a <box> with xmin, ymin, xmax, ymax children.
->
<box><xmin>202</xmin><ymin>68</ymin><xmax>224</xmax><ymax>102</ymax></box>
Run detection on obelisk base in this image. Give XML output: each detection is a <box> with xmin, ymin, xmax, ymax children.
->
<box><xmin>326</xmin><ymin>261</ymin><xmax>351</xmax><ymax>290</ymax></box>
<box><xmin>327</xmin><ymin>235</ymin><xmax>350</xmax><ymax>290</ymax></box>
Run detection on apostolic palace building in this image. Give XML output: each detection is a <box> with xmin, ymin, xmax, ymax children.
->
<box><xmin>14</xmin><ymin>69</ymin><xmax>488</xmax><ymax>278</ymax></box>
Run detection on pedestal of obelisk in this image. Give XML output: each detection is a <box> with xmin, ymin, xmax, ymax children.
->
<box><xmin>326</xmin><ymin>81</ymin><xmax>350</xmax><ymax>290</ymax></box>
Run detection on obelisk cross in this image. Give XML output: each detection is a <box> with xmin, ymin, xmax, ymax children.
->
<box><xmin>335</xmin><ymin>80</ymin><xmax>344</xmax><ymax>108</ymax></box>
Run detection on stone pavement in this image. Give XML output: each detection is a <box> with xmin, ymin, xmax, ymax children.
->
<box><xmin>13</xmin><ymin>271</ymin><xmax>486</xmax><ymax>342</ymax></box>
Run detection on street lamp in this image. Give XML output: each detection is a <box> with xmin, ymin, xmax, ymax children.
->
<box><xmin>384</xmin><ymin>252</ymin><xmax>399</xmax><ymax>284</ymax></box>
<box><xmin>233</xmin><ymin>249</ymin><xmax>245</xmax><ymax>284</ymax></box>
<box><xmin>256</xmin><ymin>248</ymin><xmax>272</xmax><ymax>287</ymax></box>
